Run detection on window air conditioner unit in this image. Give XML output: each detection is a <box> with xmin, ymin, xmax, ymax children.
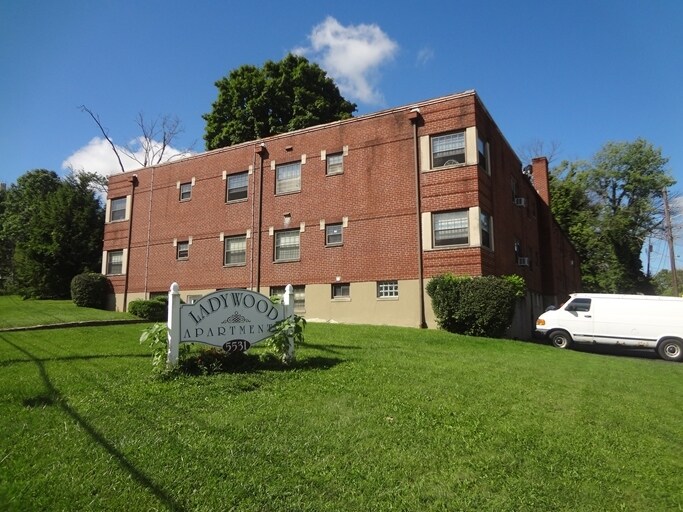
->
<box><xmin>517</xmin><ymin>257</ymin><xmax>530</xmax><ymax>267</ymax></box>
<box><xmin>514</xmin><ymin>197</ymin><xmax>527</xmax><ymax>207</ymax></box>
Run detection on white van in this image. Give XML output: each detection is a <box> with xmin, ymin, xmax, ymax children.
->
<box><xmin>535</xmin><ymin>293</ymin><xmax>683</xmax><ymax>362</ymax></box>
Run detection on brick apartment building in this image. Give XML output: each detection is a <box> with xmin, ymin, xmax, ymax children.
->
<box><xmin>103</xmin><ymin>90</ymin><xmax>580</xmax><ymax>338</ymax></box>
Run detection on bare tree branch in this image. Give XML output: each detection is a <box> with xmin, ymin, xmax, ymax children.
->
<box><xmin>79</xmin><ymin>105</ymin><xmax>126</xmax><ymax>173</ymax></box>
<box><xmin>518</xmin><ymin>139</ymin><xmax>562</xmax><ymax>167</ymax></box>
<box><xmin>80</xmin><ymin>107</ymin><xmax>194</xmax><ymax>171</ymax></box>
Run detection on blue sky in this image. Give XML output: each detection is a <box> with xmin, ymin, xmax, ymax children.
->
<box><xmin>1</xmin><ymin>0</ymin><xmax>682</xmax><ymax>272</ymax></box>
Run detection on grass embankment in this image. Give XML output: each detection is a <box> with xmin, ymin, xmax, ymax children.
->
<box><xmin>0</xmin><ymin>299</ymin><xmax>681</xmax><ymax>511</ymax></box>
<box><xmin>0</xmin><ymin>295</ymin><xmax>136</xmax><ymax>329</ymax></box>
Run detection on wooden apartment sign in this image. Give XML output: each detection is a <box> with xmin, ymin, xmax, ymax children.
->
<box><xmin>181</xmin><ymin>289</ymin><xmax>286</xmax><ymax>349</ymax></box>
<box><xmin>166</xmin><ymin>283</ymin><xmax>294</xmax><ymax>366</ymax></box>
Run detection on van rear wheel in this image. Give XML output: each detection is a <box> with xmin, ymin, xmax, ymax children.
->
<box><xmin>550</xmin><ymin>330</ymin><xmax>573</xmax><ymax>350</ymax></box>
<box><xmin>657</xmin><ymin>338</ymin><xmax>683</xmax><ymax>362</ymax></box>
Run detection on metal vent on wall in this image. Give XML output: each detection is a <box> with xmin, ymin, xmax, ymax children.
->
<box><xmin>517</xmin><ymin>257</ymin><xmax>530</xmax><ymax>266</ymax></box>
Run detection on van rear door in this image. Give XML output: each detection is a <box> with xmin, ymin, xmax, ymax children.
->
<box><xmin>561</xmin><ymin>297</ymin><xmax>594</xmax><ymax>342</ymax></box>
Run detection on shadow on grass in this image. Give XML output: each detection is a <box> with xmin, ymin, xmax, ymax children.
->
<box><xmin>528</xmin><ymin>335</ymin><xmax>661</xmax><ymax>361</ymax></box>
<box><xmin>298</xmin><ymin>341</ymin><xmax>363</xmax><ymax>355</ymax></box>
<box><xmin>0</xmin><ymin>353</ymin><xmax>149</xmax><ymax>368</ymax></box>
<box><xmin>177</xmin><ymin>350</ymin><xmax>343</xmax><ymax>377</ymax></box>
<box><xmin>572</xmin><ymin>343</ymin><xmax>660</xmax><ymax>361</ymax></box>
<box><xmin>1</xmin><ymin>336</ymin><xmax>187</xmax><ymax>512</ymax></box>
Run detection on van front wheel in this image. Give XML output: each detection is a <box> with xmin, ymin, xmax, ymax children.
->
<box><xmin>657</xmin><ymin>338</ymin><xmax>683</xmax><ymax>362</ymax></box>
<box><xmin>550</xmin><ymin>330</ymin><xmax>573</xmax><ymax>350</ymax></box>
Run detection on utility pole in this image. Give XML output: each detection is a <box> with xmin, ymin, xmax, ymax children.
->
<box><xmin>663</xmin><ymin>188</ymin><xmax>679</xmax><ymax>296</ymax></box>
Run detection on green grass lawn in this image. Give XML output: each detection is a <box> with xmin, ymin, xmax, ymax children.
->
<box><xmin>0</xmin><ymin>303</ymin><xmax>681</xmax><ymax>511</ymax></box>
<box><xmin>0</xmin><ymin>295</ymin><xmax>136</xmax><ymax>329</ymax></box>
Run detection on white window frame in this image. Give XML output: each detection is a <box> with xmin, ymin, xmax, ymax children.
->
<box><xmin>176</xmin><ymin>241</ymin><xmax>190</xmax><ymax>260</ymax></box>
<box><xmin>179</xmin><ymin>182</ymin><xmax>192</xmax><ymax>201</ymax></box>
<box><xmin>109</xmin><ymin>197</ymin><xmax>127</xmax><ymax>222</ymax></box>
<box><xmin>326</xmin><ymin>152</ymin><xmax>344</xmax><ymax>175</ymax></box>
<box><xmin>274</xmin><ymin>230</ymin><xmax>300</xmax><ymax>262</ymax></box>
<box><xmin>332</xmin><ymin>282</ymin><xmax>350</xmax><ymax>300</ymax></box>
<box><xmin>431</xmin><ymin>132</ymin><xmax>466</xmax><ymax>168</ymax></box>
<box><xmin>377</xmin><ymin>280</ymin><xmax>399</xmax><ymax>299</ymax></box>
<box><xmin>326</xmin><ymin>223</ymin><xmax>343</xmax><ymax>246</ymax></box>
<box><xmin>433</xmin><ymin>211</ymin><xmax>469</xmax><ymax>247</ymax></box>
<box><xmin>106</xmin><ymin>249</ymin><xmax>124</xmax><ymax>275</ymax></box>
<box><xmin>227</xmin><ymin>171</ymin><xmax>248</xmax><ymax>202</ymax></box>
<box><xmin>275</xmin><ymin>162</ymin><xmax>301</xmax><ymax>195</ymax></box>
<box><xmin>224</xmin><ymin>235</ymin><xmax>246</xmax><ymax>266</ymax></box>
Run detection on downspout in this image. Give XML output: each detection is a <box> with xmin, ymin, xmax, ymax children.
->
<box><xmin>255</xmin><ymin>144</ymin><xmax>268</xmax><ymax>293</ymax></box>
<box><xmin>409</xmin><ymin>109</ymin><xmax>427</xmax><ymax>328</ymax></box>
<box><xmin>122</xmin><ymin>174</ymin><xmax>138</xmax><ymax>312</ymax></box>
<box><xmin>143</xmin><ymin>167</ymin><xmax>155</xmax><ymax>297</ymax></box>
<box><xmin>249</xmin><ymin>148</ymin><xmax>257</xmax><ymax>290</ymax></box>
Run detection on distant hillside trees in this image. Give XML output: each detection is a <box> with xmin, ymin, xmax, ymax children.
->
<box><xmin>203</xmin><ymin>54</ymin><xmax>357</xmax><ymax>150</ymax></box>
<box><xmin>0</xmin><ymin>170</ymin><xmax>104</xmax><ymax>298</ymax></box>
<box><xmin>549</xmin><ymin>138</ymin><xmax>673</xmax><ymax>293</ymax></box>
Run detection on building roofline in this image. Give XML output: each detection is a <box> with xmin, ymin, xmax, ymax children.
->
<box><xmin>111</xmin><ymin>90</ymin><xmax>479</xmax><ymax>176</ymax></box>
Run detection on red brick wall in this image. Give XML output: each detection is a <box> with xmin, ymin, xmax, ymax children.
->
<box><xmin>104</xmin><ymin>91</ymin><xmax>580</xmax><ymax>302</ymax></box>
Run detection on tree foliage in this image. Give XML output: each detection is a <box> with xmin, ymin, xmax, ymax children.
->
<box><xmin>651</xmin><ymin>269</ymin><xmax>683</xmax><ymax>297</ymax></box>
<box><xmin>0</xmin><ymin>170</ymin><xmax>104</xmax><ymax>298</ymax></box>
<box><xmin>203</xmin><ymin>54</ymin><xmax>357</xmax><ymax>150</ymax></box>
<box><xmin>550</xmin><ymin>139</ymin><xmax>673</xmax><ymax>293</ymax></box>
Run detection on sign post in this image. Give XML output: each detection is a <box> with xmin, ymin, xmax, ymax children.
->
<box><xmin>166</xmin><ymin>283</ymin><xmax>294</xmax><ymax>368</ymax></box>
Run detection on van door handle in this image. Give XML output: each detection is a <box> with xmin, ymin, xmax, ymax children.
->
<box><xmin>584</xmin><ymin>315</ymin><xmax>592</xmax><ymax>318</ymax></box>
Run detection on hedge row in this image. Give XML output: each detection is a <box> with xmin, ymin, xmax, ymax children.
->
<box><xmin>426</xmin><ymin>274</ymin><xmax>525</xmax><ymax>338</ymax></box>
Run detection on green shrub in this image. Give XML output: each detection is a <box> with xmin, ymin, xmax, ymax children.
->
<box><xmin>426</xmin><ymin>274</ymin><xmax>525</xmax><ymax>338</ymax></box>
<box><xmin>128</xmin><ymin>299</ymin><xmax>167</xmax><ymax>321</ymax></box>
<box><xmin>70</xmin><ymin>272</ymin><xmax>111</xmax><ymax>309</ymax></box>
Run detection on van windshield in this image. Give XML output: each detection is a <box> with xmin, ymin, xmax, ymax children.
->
<box><xmin>565</xmin><ymin>298</ymin><xmax>591</xmax><ymax>312</ymax></box>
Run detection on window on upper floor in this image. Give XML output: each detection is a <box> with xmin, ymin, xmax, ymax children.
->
<box><xmin>433</xmin><ymin>211</ymin><xmax>469</xmax><ymax>247</ymax></box>
<box><xmin>179</xmin><ymin>182</ymin><xmax>192</xmax><ymax>201</ymax></box>
<box><xmin>326</xmin><ymin>152</ymin><xmax>344</xmax><ymax>175</ymax></box>
<box><xmin>377</xmin><ymin>280</ymin><xmax>399</xmax><ymax>299</ymax></box>
<box><xmin>224</xmin><ymin>235</ymin><xmax>246</xmax><ymax>266</ymax></box>
<box><xmin>106</xmin><ymin>250</ymin><xmax>124</xmax><ymax>275</ymax></box>
<box><xmin>176</xmin><ymin>241</ymin><xmax>189</xmax><ymax>260</ymax></box>
<box><xmin>227</xmin><ymin>172</ymin><xmax>248</xmax><ymax>202</ymax></box>
<box><xmin>431</xmin><ymin>132</ymin><xmax>465</xmax><ymax>168</ymax></box>
<box><xmin>480</xmin><ymin>211</ymin><xmax>492</xmax><ymax>250</ymax></box>
<box><xmin>276</xmin><ymin>162</ymin><xmax>301</xmax><ymax>195</ymax></box>
<box><xmin>331</xmin><ymin>282</ymin><xmax>350</xmax><ymax>299</ymax></box>
<box><xmin>110</xmin><ymin>197</ymin><xmax>127</xmax><ymax>222</ymax></box>
<box><xmin>477</xmin><ymin>136</ymin><xmax>490</xmax><ymax>174</ymax></box>
<box><xmin>326</xmin><ymin>223</ymin><xmax>343</xmax><ymax>246</ymax></box>
<box><xmin>274</xmin><ymin>230</ymin><xmax>300</xmax><ymax>262</ymax></box>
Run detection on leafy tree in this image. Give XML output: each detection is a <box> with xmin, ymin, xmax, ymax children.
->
<box><xmin>203</xmin><ymin>54</ymin><xmax>357</xmax><ymax>150</ymax></box>
<box><xmin>0</xmin><ymin>185</ymin><xmax>12</xmax><ymax>292</ymax></box>
<box><xmin>0</xmin><ymin>170</ymin><xmax>61</xmax><ymax>292</ymax></box>
<box><xmin>651</xmin><ymin>269</ymin><xmax>683</xmax><ymax>296</ymax></box>
<box><xmin>550</xmin><ymin>139</ymin><xmax>673</xmax><ymax>293</ymax></box>
<box><xmin>1</xmin><ymin>170</ymin><xmax>104</xmax><ymax>298</ymax></box>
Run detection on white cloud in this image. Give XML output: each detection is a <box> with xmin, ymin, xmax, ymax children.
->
<box><xmin>297</xmin><ymin>17</ymin><xmax>398</xmax><ymax>105</ymax></box>
<box><xmin>416</xmin><ymin>47</ymin><xmax>435</xmax><ymax>66</ymax></box>
<box><xmin>62</xmin><ymin>137</ymin><xmax>193</xmax><ymax>177</ymax></box>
